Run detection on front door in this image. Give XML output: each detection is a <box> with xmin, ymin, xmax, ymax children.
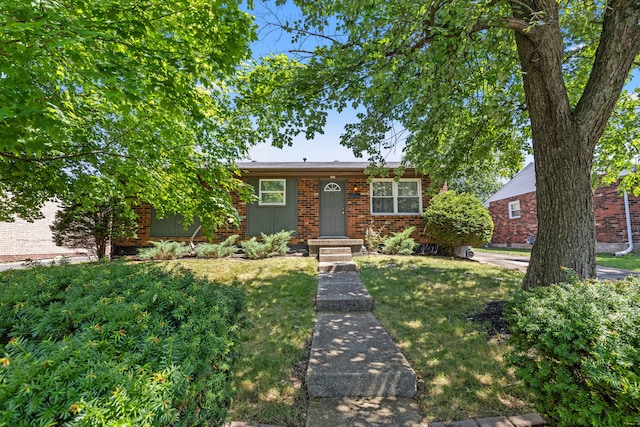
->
<box><xmin>319</xmin><ymin>179</ymin><xmax>347</xmax><ymax>237</ymax></box>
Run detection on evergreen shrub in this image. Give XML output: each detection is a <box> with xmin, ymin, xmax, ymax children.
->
<box><xmin>381</xmin><ymin>227</ymin><xmax>417</xmax><ymax>255</ymax></box>
<box><xmin>0</xmin><ymin>262</ymin><xmax>245</xmax><ymax>426</ymax></box>
<box><xmin>195</xmin><ymin>235</ymin><xmax>239</xmax><ymax>258</ymax></box>
<box><xmin>241</xmin><ymin>230</ymin><xmax>293</xmax><ymax>259</ymax></box>
<box><xmin>137</xmin><ymin>240</ymin><xmax>190</xmax><ymax>260</ymax></box>
<box><xmin>507</xmin><ymin>277</ymin><xmax>640</xmax><ymax>426</ymax></box>
<box><xmin>422</xmin><ymin>191</ymin><xmax>493</xmax><ymax>255</ymax></box>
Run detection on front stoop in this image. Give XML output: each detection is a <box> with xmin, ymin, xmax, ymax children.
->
<box><xmin>316</xmin><ymin>271</ymin><xmax>373</xmax><ymax>312</ymax></box>
<box><xmin>306</xmin><ymin>312</ymin><xmax>417</xmax><ymax>398</ymax></box>
<box><xmin>306</xmin><ymin>397</ymin><xmax>427</xmax><ymax>427</ymax></box>
<box><xmin>308</xmin><ymin>238</ymin><xmax>364</xmax><ymax>257</ymax></box>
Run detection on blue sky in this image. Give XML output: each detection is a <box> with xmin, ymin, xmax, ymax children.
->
<box><xmin>244</xmin><ymin>1</ymin><xmax>639</xmax><ymax>164</ymax></box>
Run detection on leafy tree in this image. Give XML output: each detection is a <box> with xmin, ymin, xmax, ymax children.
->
<box><xmin>51</xmin><ymin>194</ymin><xmax>138</xmax><ymax>259</ymax></box>
<box><xmin>275</xmin><ymin>0</ymin><xmax>640</xmax><ymax>288</ymax></box>
<box><xmin>446</xmin><ymin>164</ymin><xmax>508</xmax><ymax>203</ymax></box>
<box><xmin>423</xmin><ymin>191</ymin><xmax>494</xmax><ymax>255</ymax></box>
<box><xmin>0</xmin><ymin>1</ymin><xmax>323</xmax><ymax>235</ymax></box>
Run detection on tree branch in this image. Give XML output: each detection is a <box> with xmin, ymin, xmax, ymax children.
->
<box><xmin>0</xmin><ymin>150</ymin><xmax>129</xmax><ymax>162</ymax></box>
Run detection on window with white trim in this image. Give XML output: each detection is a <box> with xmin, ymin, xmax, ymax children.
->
<box><xmin>508</xmin><ymin>200</ymin><xmax>521</xmax><ymax>218</ymax></box>
<box><xmin>371</xmin><ymin>179</ymin><xmax>422</xmax><ymax>215</ymax></box>
<box><xmin>259</xmin><ymin>179</ymin><xmax>286</xmax><ymax>205</ymax></box>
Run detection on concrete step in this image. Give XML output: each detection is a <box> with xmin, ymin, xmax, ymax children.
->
<box><xmin>316</xmin><ymin>272</ymin><xmax>373</xmax><ymax>312</ymax></box>
<box><xmin>306</xmin><ymin>397</ymin><xmax>426</xmax><ymax>427</ymax></box>
<box><xmin>308</xmin><ymin>239</ymin><xmax>364</xmax><ymax>256</ymax></box>
<box><xmin>319</xmin><ymin>247</ymin><xmax>352</xmax><ymax>255</ymax></box>
<box><xmin>318</xmin><ymin>261</ymin><xmax>357</xmax><ymax>273</ymax></box>
<box><xmin>307</xmin><ymin>312</ymin><xmax>417</xmax><ymax>398</ymax></box>
<box><xmin>319</xmin><ymin>253</ymin><xmax>353</xmax><ymax>263</ymax></box>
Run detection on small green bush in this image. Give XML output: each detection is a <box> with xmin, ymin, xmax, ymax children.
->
<box><xmin>0</xmin><ymin>262</ymin><xmax>245</xmax><ymax>426</ymax></box>
<box><xmin>195</xmin><ymin>235</ymin><xmax>239</xmax><ymax>258</ymax></box>
<box><xmin>422</xmin><ymin>191</ymin><xmax>493</xmax><ymax>255</ymax></box>
<box><xmin>138</xmin><ymin>240</ymin><xmax>190</xmax><ymax>260</ymax></box>
<box><xmin>507</xmin><ymin>277</ymin><xmax>640</xmax><ymax>426</ymax></box>
<box><xmin>381</xmin><ymin>227</ymin><xmax>417</xmax><ymax>255</ymax></box>
<box><xmin>241</xmin><ymin>230</ymin><xmax>293</xmax><ymax>260</ymax></box>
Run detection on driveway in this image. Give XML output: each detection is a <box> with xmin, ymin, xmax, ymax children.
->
<box><xmin>472</xmin><ymin>251</ymin><xmax>638</xmax><ymax>281</ymax></box>
<box><xmin>0</xmin><ymin>256</ymin><xmax>94</xmax><ymax>272</ymax></box>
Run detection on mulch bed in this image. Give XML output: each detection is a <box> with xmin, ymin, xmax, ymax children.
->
<box><xmin>471</xmin><ymin>300</ymin><xmax>509</xmax><ymax>338</ymax></box>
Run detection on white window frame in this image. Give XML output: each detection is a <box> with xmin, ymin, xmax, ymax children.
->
<box><xmin>370</xmin><ymin>178</ymin><xmax>422</xmax><ymax>215</ymax></box>
<box><xmin>258</xmin><ymin>179</ymin><xmax>286</xmax><ymax>206</ymax></box>
<box><xmin>508</xmin><ymin>200</ymin><xmax>521</xmax><ymax>219</ymax></box>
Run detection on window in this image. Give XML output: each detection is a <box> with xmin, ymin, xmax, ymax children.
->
<box><xmin>259</xmin><ymin>179</ymin><xmax>286</xmax><ymax>205</ymax></box>
<box><xmin>324</xmin><ymin>182</ymin><xmax>341</xmax><ymax>192</ymax></box>
<box><xmin>509</xmin><ymin>200</ymin><xmax>521</xmax><ymax>218</ymax></box>
<box><xmin>371</xmin><ymin>179</ymin><xmax>422</xmax><ymax>215</ymax></box>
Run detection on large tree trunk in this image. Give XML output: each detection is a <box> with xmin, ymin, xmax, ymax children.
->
<box><xmin>511</xmin><ymin>0</ymin><xmax>640</xmax><ymax>289</ymax></box>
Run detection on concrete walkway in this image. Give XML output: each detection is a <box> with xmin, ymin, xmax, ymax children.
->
<box><xmin>473</xmin><ymin>251</ymin><xmax>638</xmax><ymax>281</ymax></box>
<box><xmin>304</xmin><ymin>248</ymin><xmax>547</xmax><ymax>427</ymax></box>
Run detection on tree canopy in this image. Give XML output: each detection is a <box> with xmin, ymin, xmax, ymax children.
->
<box><xmin>0</xmin><ymin>0</ymin><xmax>324</xmax><ymax>233</ymax></box>
<box><xmin>272</xmin><ymin>0</ymin><xmax>640</xmax><ymax>287</ymax></box>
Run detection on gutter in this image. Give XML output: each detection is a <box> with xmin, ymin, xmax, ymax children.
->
<box><xmin>614</xmin><ymin>191</ymin><xmax>634</xmax><ymax>256</ymax></box>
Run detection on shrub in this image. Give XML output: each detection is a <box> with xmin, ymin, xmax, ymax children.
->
<box><xmin>241</xmin><ymin>230</ymin><xmax>293</xmax><ymax>260</ymax></box>
<box><xmin>422</xmin><ymin>191</ymin><xmax>493</xmax><ymax>255</ymax></box>
<box><xmin>195</xmin><ymin>235</ymin><xmax>239</xmax><ymax>258</ymax></box>
<box><xmin>364</xmin><ymin>222</ymin><xmax>386</xmax><ymax>252</ymax></box>
<box><xmin>381</xmin><ymin>227</ymin><xmax>417</xmax><ymax>255</ymax></box>
<box><xmin>0</xmin><ymin>262</ymin><xmax>245</xmax><ymax>426</ymax></box>
<box><xmin>138</xmin><ymin>240</ymin><xmax>190</xmax><ymax>260</ymax></box>
<box><xmin>507</xmin><ymin>277</ymin><xmax>640</xmax><ymax>426</ymax></box>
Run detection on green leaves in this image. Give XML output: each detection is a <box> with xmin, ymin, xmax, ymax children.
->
<box><xmin>1</xmin><ymin>0</ymin><xmax>258</xmax><ymax>229</ymax></box>
<box><xmin>507</xmin><ymin>278</ymin><xmax>640</xmax><ymax>425</ymax></box>
<box><xmin>0</xmin><ymin>262</ymin><xmax>246</xmax><ymax>426</ymax></box>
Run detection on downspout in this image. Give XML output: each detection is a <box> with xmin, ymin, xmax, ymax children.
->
<box><xmin>614</xmin><ymin>191</ymin><xmax>634</xmax><ymax>256</ymax></box>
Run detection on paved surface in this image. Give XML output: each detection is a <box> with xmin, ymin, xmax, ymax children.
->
<box><xmin>0</xmin><ymin>255</ymin><xmax>94</xmax><ymax>271</ymax></box>
<box><xmin>472</xmin><ymin>251</ymin><xmax>638</xmax><ymax>281</ymax></box>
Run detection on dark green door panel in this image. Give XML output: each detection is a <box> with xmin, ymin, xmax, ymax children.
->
<box><xmin>246</xmin><ymin>178</ymin><xmax>298</xmax><ymax>236</ymax></box>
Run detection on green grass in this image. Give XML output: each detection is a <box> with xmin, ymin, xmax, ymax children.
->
<box><xmin>594</xmin><ymin>252</ymin><xmax>640</xmax><ymax>272</ymax></box>
<box><xmin>356</xmin><ymin>255</ymin><xmax>535</xmax><ymax>422</ymax></box>
<box><xmin>476</xmin><ymin>246</ymin><xmax>640</xmax><ymax>272</ymax></box>
<box><xmin>171</xmin><ymin>257</ymin><xmax>317</xmax><ymax>426</ymax></box>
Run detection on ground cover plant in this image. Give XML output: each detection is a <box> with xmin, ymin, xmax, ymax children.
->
<box><xmin>138</xmin><ymin>240</ymin><xmax>191</xmax><ymax>260</ymax></box>
<box><xmin>195</xmin><ymin>235</ymin><xmax>240</xmax><ymax>258</ymax></box>
<box><xmin>172</xmin><ymin>257</ymin><xmax>317</xmax><ymax>426</ymax></box>
<box><xmin>356</xmin><ymin>255</ymin><xmax>535</xmax><ymax>422</ymax></box>
<box><xmin>0</xmin><ymin>262</ymin><xmax>244</xmax><ymax>426</ymax></box>
<box><xmin>508</xmin><ymin>278</ymin><xmax>640</xmax><ymax>426</ymax></box>
<box><xmin>475</xmin><ymin>246</ymin><xmax>640</xmax><ymax>272</ymax></box>
<box><xmin>241</xmin><ymin>230</ymin><xmax>294</xmax><ymax>260</ymax></box>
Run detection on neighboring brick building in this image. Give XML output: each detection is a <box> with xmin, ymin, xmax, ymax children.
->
<box><xmin>0</xmin><ymin>201</ymin><xmax>89</xmax><ymax>262</ymax></box>
<box><xmin>117</xmin><ymin>162</ymin><xmax>438</xmax><ymax>252</ymax></box>
<box><xmin>486</xmin><ymin>162</ymin><xmax>640</xmax><ymax>253</ymax></box>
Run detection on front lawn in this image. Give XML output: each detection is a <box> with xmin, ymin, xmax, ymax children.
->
<box><xmin>172</xmin><ymin>257</ymin><xmax>317</xmax><ymax>426</ymax></box>
<box><xmin>356</xmin><ymin>255</ymin><xmax>536</xmax><ymax>422</ymax></box>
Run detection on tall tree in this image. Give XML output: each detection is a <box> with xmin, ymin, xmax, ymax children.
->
<box><xmin>0</xmin><ymin>0</ymin><xmax>322</xmax><ymax>234</ymax></box>
<box><xmin>277</xmin><ymin>0</ymin><xmax>640</xmax><ymax>288</ymax></box>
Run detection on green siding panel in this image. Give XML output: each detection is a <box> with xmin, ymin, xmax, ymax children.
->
<box><xmin>150</xmin><ymin>209</ymin><xmax>202</xmax><ymax>238</ymax></box>
<box><xmin>247</xmin><ymin>179</ymin><xmax>298</xmax><ymax>236</ymax></box>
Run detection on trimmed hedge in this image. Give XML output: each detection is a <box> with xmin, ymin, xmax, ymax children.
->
<box><xmin>507</xmin><ymin>277</ymin><xmax>640</xmax><ymax>426</ymax></box>
<box><xmin>0</xmin><ymin>262</ymin><xmax>245</xmax><ymax>426</ymax></box>
<box><xmin>422</xmin><ymin>191</ymin><xmax>493</xmax><ymax>255</ymax></box>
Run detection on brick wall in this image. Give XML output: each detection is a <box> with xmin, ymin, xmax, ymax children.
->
<box><xmin>488</xmin><ymin>191</ymin><xmax>538</xmax><ymax>247</ymax></box>
<box><xmin>118</xmin><ymin>173</ymin><xmax>434</xmax><ymax>249</ymax></box>
<box><xmin>489</xmin><ymin>182</ymin><xmax>640</xmax><ymax>250</ymax></box>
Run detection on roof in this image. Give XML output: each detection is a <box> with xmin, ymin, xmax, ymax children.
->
<box><xmin>237</xmin><ymin>161</ymin><xmax>404</xmax><ymax>171</ymax></box>
<box><xmin>485</xmin><ymin>162</ymin><xmax>536</xmax><ymax>205</ymax></box>
<box><xmin>235</xmin><ymin>161</ymin><xmax>416</xmax><ymax>177</ymax></box>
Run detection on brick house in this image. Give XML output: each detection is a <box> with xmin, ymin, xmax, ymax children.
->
<box><xmin>116</xmin><ymin>162</ymin><xmax>437</xmax><ymax>254</ymax></box>
<box><xmin>486</xmin><ymin>162</ymin><xmax>640</xmax><ymax>253</ymax></box>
